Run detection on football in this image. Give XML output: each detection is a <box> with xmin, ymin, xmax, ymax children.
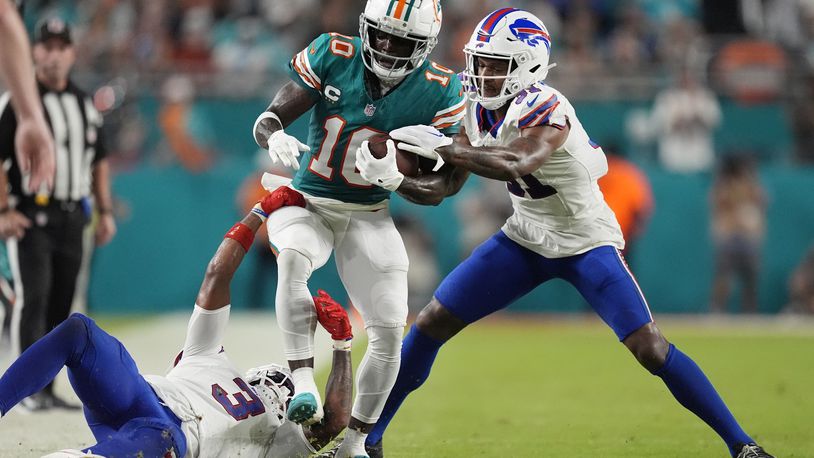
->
<box><xmin>366</xmin><ymin>133</ymin><xmax>420</xmax><ymax>177</ymax></box>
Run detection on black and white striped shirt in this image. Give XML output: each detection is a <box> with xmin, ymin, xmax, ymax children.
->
<box><xmin>0</xmin><ymin>80</ymin><xmax>107</xmax><ymax>202</ymax></box>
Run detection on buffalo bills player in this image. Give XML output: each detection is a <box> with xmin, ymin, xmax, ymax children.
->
<box><xmin>362</xmin><ymin>9</ymin><xmax>774</xmax><ymax>458</ymax></box>
<box><xmin>0</xmin><ymin>187</ymin><xmax>355</xmax><ymax>457</ymax></box>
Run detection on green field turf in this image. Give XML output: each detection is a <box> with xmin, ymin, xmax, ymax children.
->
<box><xmin>333</xmin><ymin>317</ymin><xmax>813</xmax><ymax>458</ymax></box>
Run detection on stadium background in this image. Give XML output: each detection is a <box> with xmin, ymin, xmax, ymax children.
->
<box><xmin>5</xmin><ymin>0</ymin><xmax>812</xmax><ymax>315</ymax></box>
<box><xmin>1</xmin><ymin>0</ymin><xmax>814</xmax><ymax>456</ymax></box>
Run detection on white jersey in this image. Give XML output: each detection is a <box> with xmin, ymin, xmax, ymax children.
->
<box><xmin>144</xmin><ymin>305</ymin><xmax>315</xmax><ymax>458</ymax></box>
<box><xmin>462</xmin><ymin>82</ymin><xmax>624</xmax><ymax>258</ymax></box>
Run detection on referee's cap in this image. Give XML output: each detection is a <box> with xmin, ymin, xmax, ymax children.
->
<box><xmin>34</xmin><ymin>17</ymin><xmax>72</xmax><ymax>45</ymax></box>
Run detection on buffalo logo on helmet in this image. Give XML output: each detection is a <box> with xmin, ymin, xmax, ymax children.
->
<box><xmin>509</xmin><ymin>18</ymin><xmax>550</xmax><ymax>50</ymax></box>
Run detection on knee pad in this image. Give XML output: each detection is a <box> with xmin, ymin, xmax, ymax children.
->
<box><xmin>276</xmin><ymin>249</ymin><xmax>312</xmax><ymax>284</ymax></box>
<box><xmin>365</xmin><ymin>326</ymin><xmax>403</xmax><ymax>365</ymax></box>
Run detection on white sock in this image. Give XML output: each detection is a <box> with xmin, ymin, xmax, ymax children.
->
<box><xmin>291</xmin><ymin>367</ymin><xmax>323</xmax><ymax>423</ymax></box>
<box><xmin>338</xmin><ymin>427</ymin><xmax>369</xmax><ymax>457</ymax></box>
<box><xmin>291</xmin><ymin>367</ymin><xmax>319</xmax><ymax>397</ymax></box>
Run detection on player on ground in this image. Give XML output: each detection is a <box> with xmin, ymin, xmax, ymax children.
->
<box><xmin>252</xmin><ymin>1</ymin><xmax>468</xmax><ymax>456</ymax></box>
<box><xmin>0</xmin><ymin>187</ymin><xmax>355</xmax><ymax>457</ymax></box>
<box><xmin>364</xmin><ymin>9</ymin><xmax>774</xmax><ymax>458</ymax></box>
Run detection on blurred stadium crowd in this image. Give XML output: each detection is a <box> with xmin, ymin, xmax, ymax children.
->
<box><xmin>20</xmin><ymin>0</ymin><xmax>814</xmax><ymax>163</ymax></box>
<box><xmin>6</xmin><ymin>0</ymin><xmax>814</xmax><ymax>316</ymax></box>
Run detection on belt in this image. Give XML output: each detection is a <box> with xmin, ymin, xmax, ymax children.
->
<box><xmin>18</xmin><ymin>196</ymin><xmax>83</xmax><ymax>212</ymax></box>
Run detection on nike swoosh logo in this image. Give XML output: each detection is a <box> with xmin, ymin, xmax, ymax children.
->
<box><xmin>526</xmin><ymin>95</ymin><xmax>539</xmax><ymax>107</ymax></box>
<box><xmin>430</xmin><ymin>132</ymin><xmax>444</xmax><ymax>137</ymax></box>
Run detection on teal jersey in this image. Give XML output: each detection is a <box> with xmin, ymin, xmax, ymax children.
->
<box><xmin>286</xmin><ymin>33</ymin><xmax>465</xmax><ymax>204</ymax></box>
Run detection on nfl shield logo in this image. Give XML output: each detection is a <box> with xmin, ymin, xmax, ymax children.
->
<box><xmin>364</xmin><ymin>104</ymin><xmax>376</xmax><ymax>117</ymax></box>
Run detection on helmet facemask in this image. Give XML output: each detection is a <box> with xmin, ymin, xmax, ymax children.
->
<box><xmin>462</xmin><ymin>51</ymin><xmax>522</xmax><ymax>110</ymax></box>
<box><xmin>244</xmin><ymin>364</ymin><xmax>294</xmax><ymax>420</ymax></box>
<box><xmin>359</xmin><ymin>14</ymin><xmax>437</xmax><ymax>81</ymax></box>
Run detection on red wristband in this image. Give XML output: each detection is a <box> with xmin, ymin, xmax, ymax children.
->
<box><xmin>225</xmin><ymin>223</ymin><xmax>254</xmax><ymax>252</ymax></box>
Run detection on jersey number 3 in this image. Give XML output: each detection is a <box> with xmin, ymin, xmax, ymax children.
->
<box><xmin>212</xmin><ymin>377</ymin><xmax>266</xmax><ymax>421</ymax></box>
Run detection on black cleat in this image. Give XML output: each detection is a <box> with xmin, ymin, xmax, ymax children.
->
<box><xmin>735</xmin><ymin>443</ymin><xmax>775</xmax><ymax>458</ymax></box>
<box><xmin>366</xmin><ymin>439</ymin><xmax>384</xmax><ymax>458</ymax></box>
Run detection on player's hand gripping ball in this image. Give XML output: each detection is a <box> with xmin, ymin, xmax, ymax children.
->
<box><xmin>366</xmin><ymin>133</ymin><xmax>420</xmax><ymax>177</ymax></box>
<box><xmin>355</xmin><ymin>135</ymin><xmax>419</xmax><ymax>191</ymax></box>
<box><xmin>313</xmin><ymin>289</ymin><xmax>353</xmax><ymax>341</ymax></box>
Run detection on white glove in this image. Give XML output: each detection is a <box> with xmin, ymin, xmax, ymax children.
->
<box><xmin>389</xmin><ymin>124</ymin><xmax>453</xmax><ymax>160</ymax></box>
<box><xmin>390</xmin><ymin>124</ymin><xmax>452</xmax><ymax>172</ymax></box>
<box><xmin>266</xmin><ymin>130</ymin><xmax>309</xmax><ymax>171</ymax></box>
<box><xmin>355</xmin><ymin>140</ymin><xmax>404</xmax><ymax>191</ymax></box>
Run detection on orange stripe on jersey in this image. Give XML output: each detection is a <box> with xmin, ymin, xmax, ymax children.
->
<box><xmin>432</xmin><ymin>104</ymin><xmax>465</xmax><ymax>123</ymax></box>
<box><xmin>293</xmin><ymin>53</ymin><xmax>320</xmax><ymax>90</ymax></box>
<box><xmin>393</xmin><ymin>0</ymin><xmax>407</xmax><ymax>19</ymax></box>
<box><xmin>434</xmin><ymin>121</ymin><xmax>457</xmax><ymax>130</ymax></box>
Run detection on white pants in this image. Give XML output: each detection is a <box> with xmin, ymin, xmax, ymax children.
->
<box><xmin>267</xmin><ymin>199</ymin><xmax>409</xmax><ymax>329</ymax></box>
<box><xmin>267</xmin><ymin>195</ymin><xmax>408</xmax><ymax>422</ymax></box>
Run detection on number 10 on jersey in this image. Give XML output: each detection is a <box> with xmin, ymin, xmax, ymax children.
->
<box><xmin>308</xmin><ymin>115</ymin><xmax>381</xmax><ymax>188</ymax></box>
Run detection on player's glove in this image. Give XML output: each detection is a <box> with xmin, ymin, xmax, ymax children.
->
<box><xmin>266</xmin><ymin>129</ymin><xmax>309</xmax><ymax>171</ymax></box>
<box><xmin>355</xmin><ymin>139</ymin><xmax>404</xmax><ymax>191</ymax></box>
<box><xmin>390</xmin><ymin>124</ymin><xmax>452</xmax><ymax>172</ymax></box>
<box><xmin>313</xmin><ymin>289</ymin><xmax>353</xmax><ymax>342</ymax></box>
<box><xmin>251</xmin><ymin>187</ymin><xmax>306</xmax><ymax>222</ymax></box>
<box><xmin>390</xmin><ymin>124</ymin><xmax>453</xmax><ymax>155</ymax></box>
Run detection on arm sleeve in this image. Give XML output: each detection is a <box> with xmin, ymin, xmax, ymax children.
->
<box><xmin>517</xmin><ymin>88</ymin><xmax>567</xmax><ymax>130</ymax></box>
<box><xmin>181</xmin><ymin>304</ymin><xmax>231</xmax><ymax>358</ymax></box>
<box><xmin>0</xmin><ymin>92</ymin><xmax>18</xmax><ymax>161</ymax></box>
<box><xmin>285</xmin><ymin>33</ymin><xmax>332</xmax><ymax>94</ymax></box>
<box><xmin>431</xmin><ymin>77</ymin><xmax>466</xmax><ymax>136</ymax></box>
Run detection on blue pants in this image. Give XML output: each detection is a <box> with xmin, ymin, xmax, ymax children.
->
<box><xmin>435</xmin><ymin>231</ymin><xmax>652</xmax><ymax>340</ymax></box>
<box><xmin>0</xmin><ymin>313</ymin><xmax>186</xmax><ymax>457</ymax></box>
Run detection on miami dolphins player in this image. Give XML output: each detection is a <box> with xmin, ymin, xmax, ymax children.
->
<box><xmin>364</xmin><ymin>8</ymin><xmax>774</xmax><ymax>458</ymax></box>
<box><xmin>0</xmin><ymin>187</ymin><xmax>355</xmax><ymax>457</ymax></box>
<box><xmin>252</xmin><ymin>0</ymin><xmax>468</xmax><ymax>456</ymax></box>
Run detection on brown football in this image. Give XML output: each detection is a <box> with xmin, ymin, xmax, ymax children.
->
<box><xmin>366</xmin><ymin>133</ymin><xmax>420</xmax><ymax>177</ymax></box>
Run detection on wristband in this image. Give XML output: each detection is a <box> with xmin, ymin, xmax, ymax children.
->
<box><xmin>0</xmin><ymin>206</ymin><xmax>9</xmax><ymax>215</ymax></box>
<box><xmin>98</xmin><ymin>207</ymin><xmax>112</xmax><ymax>215</ymax></box>
<box><xmin>225</xmin><ymin>223</ymin><xmax>254</xmax><ymax>252</ymax></box>
<box><xmin>332</xmin><ymin>339</ymin><xmax>352</xmax><ymax>351</ymax></box>
<box><xmin>251</xmin><ymin>203</ymin><xmax>268</xmax><ymax>223</ymax></box>
<box><xmin>253</xmin><ymin>111</ymin><xmax>283</xmax><ymax>145</ymax></box>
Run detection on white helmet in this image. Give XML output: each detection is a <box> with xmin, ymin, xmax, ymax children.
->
<box><xmin>244</xmin><ymin>363</ymin><xmax>294</xmax><ymax>421</ymax></box>
<box><xmin>359</xmin><ymin>0</ymin><xmax>443</xmax><ymax>81</ymax></box>
<box><xmin>462</xmin><ymin>8</ymin><xmax>555</xmax><ymax>110</ymax></box>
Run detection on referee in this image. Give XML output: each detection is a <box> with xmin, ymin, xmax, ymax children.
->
<box><xmin>0</xmin><ymin>18</ymin><xmax>116</xmax><ymax>411</ymax></box>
